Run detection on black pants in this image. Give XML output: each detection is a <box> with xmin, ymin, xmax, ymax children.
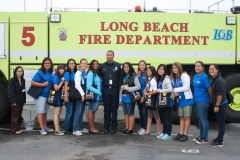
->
<box><xmin>102</xmin><ymin>87</ymin><xmax>119</xmax><ymax>130</ymax></box>
<box><xmin>11</xmin><ymin>104</ymin><xmax>24</xmax><ymax>133</ymax></box>
<box><xmin>215</xmin><ymin>104</ymin><xmax>227</xmax><ymax>144</ymax></box>
<box><xmin>159</xmin><ymin>107</ymin><xmax>172</xmax><ymax>135</ymax></box>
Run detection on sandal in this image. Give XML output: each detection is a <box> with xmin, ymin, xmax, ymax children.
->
<box><xmin>15</xmin><ymin>131</ymin><xmax>21</xmax><ymax>135</ymax></box>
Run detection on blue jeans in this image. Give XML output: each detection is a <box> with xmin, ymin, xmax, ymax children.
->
<box><xmin>122</xmin><ymin>102</ymin><xmax>135</xmax><ymax>116</ymax></box>
<box><xmin>194</xmin><ymin>102</ymin><xmax>209</xmax><ymax>139</ymax></box>
<box><xmin>64</xmin><ymin>100</ymin><xmax>76</xmax><ymax>130</ymax></box>
<box><xmin>137</xmin><ymin>101</ymin><xmax>148</xmax><ymax>130</ymax></box>
<box><xmin>73</xmin><ymin>100</ymin><xmax>86</xmax><ymax>131</ymax></box>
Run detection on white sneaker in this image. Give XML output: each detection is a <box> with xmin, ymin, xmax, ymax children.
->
<box><xmin>73</xmin><ymin>131</ymin><xmax>83</xmax><ymax>136</ymax></box>
<box><xmin>138</xmin><ymin>128</ymin><xmax>143</xmax><ymax>134</ymax></box>
<box><xmin>139</xmin><ymin>129</ymin><xmax>147</xmax><ymax>136</ymax></box>
<box><xmin>80</xmin><ymin>128</ymin><xmax>89</xmax><ymax>133</ymax></box>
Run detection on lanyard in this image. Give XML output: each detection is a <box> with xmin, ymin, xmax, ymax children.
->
<box><xmin>176</xmin><ymin>78</ymin><xmax>180</xmax><ymax>87</ymax></box>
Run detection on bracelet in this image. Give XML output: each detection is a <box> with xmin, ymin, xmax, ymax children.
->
<box><xmin>215</xmin><ymin>105</ymin><xmax>219</xmax><ymax>108</ymax></box>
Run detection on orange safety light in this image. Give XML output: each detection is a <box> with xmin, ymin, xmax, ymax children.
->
<box><xmin>135</xmin><ymin>6</ymin><xmax>142</xmax><ymax>12</ymax></box>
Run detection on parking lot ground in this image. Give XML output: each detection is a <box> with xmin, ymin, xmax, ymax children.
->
<box><xmin>0</xmin><ymin>105</ymin><xmax>240</xmax><ymax>160</ymax></box>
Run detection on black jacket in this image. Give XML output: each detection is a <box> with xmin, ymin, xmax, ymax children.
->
<box><xmin>9</xmin><ymin>78</ymin><xmax>26</xmax><ymax>104</ymax></box>
<box><xmin>211</xmin><ymin>74</ymin><xmax>227</xmax><ymax>106</ymax></box>
<box><xmin>122</xmin><ymin>73</ymin><xmax>136</xmax><ymax>94</ymax></box>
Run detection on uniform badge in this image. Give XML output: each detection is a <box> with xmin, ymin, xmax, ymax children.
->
<box><xmin>115</xmin><ymin>67</ymin><xmax>118</xmax><ymax>70</ymax></box>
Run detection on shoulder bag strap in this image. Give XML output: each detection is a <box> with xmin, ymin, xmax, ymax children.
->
<box><xmin>37</xmin><ymin>73</ymin><xmax>46</xmax><ymax>82</ymax></box>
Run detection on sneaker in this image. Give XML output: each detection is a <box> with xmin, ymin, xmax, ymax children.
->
<box><xmin>54</xmin><ymin>131</ymin><xmax>64</xmax><ymax>136</ymax></box>
<box><xmin>80</xmin><ymin>128</ymin><xmax>89</xmax><ymax>133</ymax></box>
<box><xmin>138</xmin><ymin>128</ymin><xmax>143</xmax><ymax>134</ymax></box>
<box><xmin>73</xmin><ymin>131</ymin><xmax>83</xmax><ymax>136</ymax></box>
<box><xmin>196</xmin><ymin>138</ymin><xmax>208</xmax><ymax>144</ymax></box>
<box><xmin>193</xmin><ymin>136</ymin><xmax>201</xmax><ymax>142</ymax></box>
<box><xmin>209</xmin><ymin>141</ymin><xmax>224</xmax><ymax>147</ymax></box>
<box><xmin>179</xmin><ymin>135</ymin><xmax>188</xmax><ymax>142</ymax></box>
<box><xmin>122</xmin><ymin>129</ymin><xmax>128</xmax><ymax>133</ymax></box>
<box><xmin>45</xmin><ymin>127</ymin><xmax>54</xmax><ymax>132</ymax></box>
<box><xmin>212</xmin><ymin>138</ymin><xmax>225</xmax><ymax>144</ymax></box>
<box><xmin>161</xmin><ymin>134</ymin><xmax>172</xmax><ymax>140</ymax></box>
<box><xmin>174</xmin><ymin>133</ymin><xmax>183</xmax><ymax>141</ymax></box>
<box><xmin>156</xmin><ymin>133</ymin><xmax>165</xmax><ymax>139</ymax></box>
<box><xmin>122</xmin><ymin>130</ymin><xmax>133</xmax><ymax>135</ymax></box>
<box><xmin>40</xmin><ymin>128</ymin><xmax>47</xmax><ymax>135</ymax></box>
<box><xmin>139</xmin><ymin>129</ymin><xmax>147</xmax><ymax>136</ymax></box>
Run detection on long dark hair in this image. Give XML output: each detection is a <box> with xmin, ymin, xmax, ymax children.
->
<box><xmin>147</xmin><ymin>66</ymin><xmax>157</xmax><ymax>83</ymax></box>
<box><xmin>40</xmin><ymin>57</ymin><xmax>54</xmax><ymax>73</ymax></box>
<box><xmin>14</xmin><ymin>66</ymin><xmax>25</xmax><ymax>81</ymax></box>
<box><xmin>55</xmin><ymin>64</ymin><xmax>65</xmax><ymax>77</ymax></box>
<box><xmin>119</xmin><ymin>62</ymin><xmax>136</xmax><ymax>85</ymax></box>
<box><xmin>87</xmin><ymin>59</ymin><xmax>101</xmax><ymax>77</ymax></box>
<box><xmin>156</xmin><ymin>64</ymin><xmax>168</xmax><ymax>83</ymax></box>
<box><xmin>66</xmin><ymin>58</ymin><xmax>77</xmax><ymax>73</ymax></box>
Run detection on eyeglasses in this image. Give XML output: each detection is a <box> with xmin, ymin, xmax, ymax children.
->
<box><xmin>69</xmin><ymin>63</ymin><xmax>75</xmax><ymax>65</ymax></box>
<box><xmin>17</xmin><ymin>71</ymin><xmax>23</xmax><ymax>72</ymax></box>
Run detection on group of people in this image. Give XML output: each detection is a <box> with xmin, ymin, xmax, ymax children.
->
<box><xmin>8</xmin><ymin>50</ymin><xmax>227</xmax><ymax>147</ymax></box>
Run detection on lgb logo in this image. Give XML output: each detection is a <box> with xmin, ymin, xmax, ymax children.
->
<box><xmin>213</xmin><ymin>29</ymin><xmax>233</xmax><ymax>41</ymax></box>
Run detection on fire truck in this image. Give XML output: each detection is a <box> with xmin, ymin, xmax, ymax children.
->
<box><xmin>0</xmin><ymin>6</ymin><xmax>240</xmax><ymax>123</ymax></box>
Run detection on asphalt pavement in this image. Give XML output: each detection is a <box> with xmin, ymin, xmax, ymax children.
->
<box><xmin>0</xmin><ymin>105</ymin><xmax>240</xmax><ymax>160</ymax></box>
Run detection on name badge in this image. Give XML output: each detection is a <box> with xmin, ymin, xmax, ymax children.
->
<box><xmin>22</xmin><ymin>89</ymin><xmax>26</xmax><ymax>92</ymax></box>
<box><xmin>109</xmin><ymin>80</ymin><xmax>112</xmax><ymax>85</ymax></box>
<box><xmin>115</xmin><ymin>67</ymin><xmax>118</xmax><ymax>70</ymax></box>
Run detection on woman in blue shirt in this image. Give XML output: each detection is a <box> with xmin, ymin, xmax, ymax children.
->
<box><xmin>53</xmin><ymin>64</ymin><xmax>65</xmax><ymax>136</ymax></box>
<box><xmin>119</xmin><ymin>62</ymin><xmax>140</xmax><ymax>135</ymax></box>
<box><xmin>87</xmin><ymin>60</ymin><xmax>102</xmax><ymax>134</ymax></box>
<box><xmin>137</xmin><ymin>60</ymin><xmax>148</xmax><ymax>135</ymax></box>
<box><xmin>171</xmin><ymin>62</ymin><xmax>194</xmax><ymax>142</ymax></box>
<box><xmin>193</xmin><ymin>61</ymin><xmax>212</xmax><ymax>144</ymax></box>
<box><xmin>31</xmin><ymin>57</ymin><xmax>53</xmax><ymax>135</ymax></box>
<box><xmin>63</xmin><ymin>58</ymin><xmax>77</xmax><ymax>134</ymax></box>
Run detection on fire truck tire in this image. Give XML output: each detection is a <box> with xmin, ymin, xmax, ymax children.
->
<box><xmin>224</xmin><ymin>74</ymin><xmax>240</xmax><ymax>123</ymax></box>
<box><xmin>0</xmin><ymin>79</ymin><xmax>11</xmax><ymax>122</ymax></box>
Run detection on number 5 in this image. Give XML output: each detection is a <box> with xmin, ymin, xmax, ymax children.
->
<box><xmin>22</xmin><ymin>27</ymin><xmax>35</xmax><ymax>46</ymax></box>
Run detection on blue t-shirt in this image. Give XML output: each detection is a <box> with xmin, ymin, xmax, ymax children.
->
<box><xmin>122</xmin><ymin>74</ymin><xmax>131</xmax><ymax>103</ymax></box>
<box><xmin>63</xmin><ymin>71</ymin><xmax>75</xmax><ymax>83</ymax></box>
<box><xmin>173</xmin><ymin>78</ymin><xmax>194</xmax><ymax>107</ymax></box>
<box><xmin>32</xmin><ymin>70</ymin><xmax>53</xmax><ymax>98</ymax></box>
<box><xmin>80</xmin><ymin>70</ymin><xmax>87</xmax><ymax>92</ymax></box>
<box><xmin>53</xmin><ymin>75</ymin><xmax>63</xmax><ymax>106</ymax></box>
<box><xmin>157</xmin><ymin>80</ymin><xmax>173</xmax><ymax>107</ymax></box>
<box><xmin>139</xmin><ymin>71</ymin><xmax>146</xmax><ymax>96</ymax></box>
<box><xmin>193</xmin><ymin>73</ymin><xmax>211</xmax><ymax>103</ymax></box>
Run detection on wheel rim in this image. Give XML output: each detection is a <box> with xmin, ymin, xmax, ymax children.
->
<box><xmin>229</xmin><ymin>87</ymin><xmax>240</xmax><ymax>111</ymax></box>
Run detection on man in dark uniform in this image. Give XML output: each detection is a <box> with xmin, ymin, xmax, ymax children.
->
<box><xmin>99</xmin><ymin>50</ymin><xmax>121</xmax><ymax>134</ymax></box>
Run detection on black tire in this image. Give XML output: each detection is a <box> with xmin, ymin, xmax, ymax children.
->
<box><xmin>224</xmin><ymin>74</ymin><xmax>240</xmax><ymax>123</ymax></box>
<box><xmin>0</xmin><ymin>79</ymin><xmax>11</xmax><ymax>122</ymax></box>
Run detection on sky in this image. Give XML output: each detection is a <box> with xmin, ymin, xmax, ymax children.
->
<box><xmin>0</xmin><ymin>0</ymin><xmax>239</xmax><ymax>13</ymax></box>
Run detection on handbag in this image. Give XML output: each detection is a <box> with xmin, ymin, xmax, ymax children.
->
<box><xmin>27</xmin><ymin>73</ymin><xmax>46</xmax><ymax>99</ymax></box>
<box><xmin>129</xmin><ymin>90</ymin><xmax>141</xmax><ymax>103</ymax></box>
<box><xmin>144</xmin><ymin>79</ymin><xmax>157</xmax><ymax>109</ymax></box>
<box><xmin>68</xmin><ymin>72</ymin><xmax>82</xmax><ymax>100</ymax></box>
<box><xmin>157</xmin><ymin>92</ymin><xmax>171</xmax><ymax>109</ymax></box>
<box><xmin>86</xmin><ymin>74</ymin><xmax>97</xmax><ymax>102</ymax></box>
<box><xmin>172</xmin><ymin>96</ymin><xmax>179</xmax><ymax>112</ymax></box>
<box><xmin>47</xmin><ymin>77</ymin><xmax>63</xmax><ymax>106</ymax></box>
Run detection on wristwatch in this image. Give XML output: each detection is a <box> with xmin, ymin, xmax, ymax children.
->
<box><xmin>215</xmin><ymin>105</ymin><xmax>219</xmax><ymax>108</ymax></box>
